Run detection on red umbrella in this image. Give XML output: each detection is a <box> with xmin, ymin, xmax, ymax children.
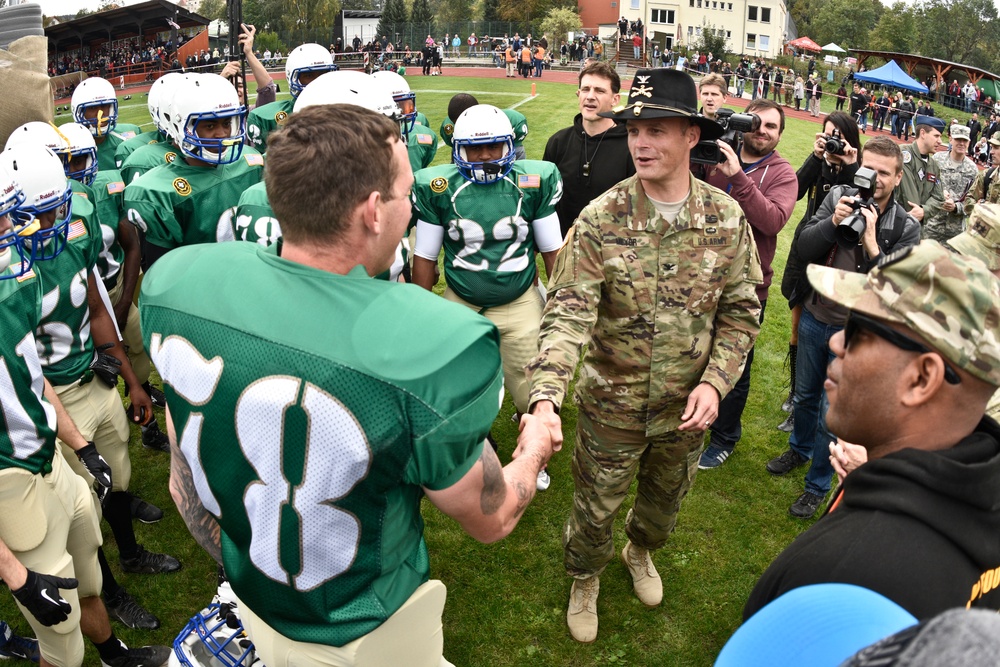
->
<box><xmin>788</xmin><ymin>36</ymin><xmax>822</xmax><ymax>53</ymax></box>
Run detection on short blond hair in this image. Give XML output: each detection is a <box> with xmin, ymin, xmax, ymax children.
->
<box><xmin>700</xmin><ymin>73</ymin><xmax>727</xmax><ymax>94</ymax></box>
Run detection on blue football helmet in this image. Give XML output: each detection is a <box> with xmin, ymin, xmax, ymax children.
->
<box><xmin>0</xmin><ymin>164</ymin><xmax>39</xmax><ymax>279</ymax></box>
<box><xmin>166</xmin><ymin>74</ymin><xmax>247</xmax><ymax>166</ymax></box>
<box><xmin>452</xmin><ymin>104</ymin><xmax>516</xmax><ymax>184</ymax></box>
<box><xmin>285</xmin><ymin>44</ymin><xmax>338</xmax><ymax>98</ymax></box>
<box><xmin>71</xmin><ymin>77</ymin><xmax>119</xmax><ymax>137</ymax></box>
<box><xmin>0</xmin><ymin>144</ymin><xmax>72</xmax><ymax>262</ymax></box>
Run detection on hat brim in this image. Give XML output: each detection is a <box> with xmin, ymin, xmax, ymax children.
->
<box><xmin>599</xmin><ymin>107</ymin><xmax>724</xmax><ymax>140</ymax></box>
<box><xmin>949</xmin><ymin>232</ymin><xmax>1000</xmax><ymax>270</ymax></box>
<box><xmin>716</xmin><ymin>584</ymin><xmax>917</xmax><ymax>667</ymax></box>
<box><xmin>807</xmin><ymin>263</ymin><xmax>907</xmax><ymax>325</ymax></box>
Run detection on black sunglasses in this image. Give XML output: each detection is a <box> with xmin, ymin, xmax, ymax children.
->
<box><xmin>845</xmin><ymin>311</ymin><xmax>961</xmax><ymax>385</ymax></box>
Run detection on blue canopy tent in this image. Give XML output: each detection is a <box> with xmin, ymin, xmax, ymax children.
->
<box><xmin>853</xmin><ymin>60</ymin><xmax>928</xmax><ymax>94</ymax></box>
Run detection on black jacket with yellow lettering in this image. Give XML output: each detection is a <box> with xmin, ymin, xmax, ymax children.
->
<box><xmin>744</xmin><ymin>417</ymin><xmax>1000</xmax><ymax>621</ymax></box>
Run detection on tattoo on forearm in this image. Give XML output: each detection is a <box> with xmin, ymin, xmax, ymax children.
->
<box><xmin>479</xmin><ymin>447</ymin><xmax>507</xmax><ymax>515</ymax></box>
<box><xmin>512</xmin><ymin>479</ymin><xmax>532</xmax><ymax>519</ymax></box>
<box><xmin>171</xmin><ymin>445</ymin><xmax>223</xmax><ymax>564</ymax></box>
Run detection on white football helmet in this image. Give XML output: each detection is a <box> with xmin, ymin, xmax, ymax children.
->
<box><xmin>371</xmin><ymin>70</ymin><xmax>416</xmax><ymax>136</ymax></box>
<box><xmin>293</xmin><ymin>71</ymin><xmax>400</xmax><ymax>124</ymax></box>
<box><xmin>285</xmin><ymin>43</ymin><xmax>338</xmax><ymax>98</ymax></box>
<box><xmin>148</xmin><ymin>72</ymin><xmax>184</xmax><ymax>136</ymax></box>
<box><xmin>71</xmin><ymin>77</ymin><xmax>118</xmax><ymax>137</ymax></box>
<box><xmin>0</xmin><ymin>164</ymin><xmax>39</xmax><ymax>279</ymax></box>
<box><xmin>54</xmin><ymin>123</ymin><xmax>99</xmax><ymax>186</ymax></box>
<box><xmin>166</xmin><ymin>74</ymin><xmax>247</xmax><ymax>165</ymax></box>
<box><xmin>0</xmin><ymin>144</ymin><xmax>73</xmax><ymax>261</ymax></box>
<box><xmin>169</xmin><ymin>582</ymin><xmax>262</xmax><ymax>667</ymax></box>
<box><xmin>452</xmin><ymin>104</ymin><xmax>516</xmax><ymax>184</ymax></box>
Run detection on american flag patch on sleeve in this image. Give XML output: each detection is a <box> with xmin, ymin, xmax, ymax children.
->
<box><xmin>106</xmin><ymin>181</ymin><xmax>125</xmax><ymax>194</ymax></box>
<box><xmin>245</xmin><ymin>153</ymin><xmax>264</xmax><ymax>167</ymax></box>
<box><xmin>518</xmin><ymin>174</ymin><xmax>540</xmax><ymax>188</ymax></box>
<box><xmin>67</xmin><ymin>219</ymin><xmax>87</xmax><ymax>240</ymax></box>
<box><xmin>416</xmin><ymin>133</ymin><xmax>433</xmax><ymax>145</ymax></box>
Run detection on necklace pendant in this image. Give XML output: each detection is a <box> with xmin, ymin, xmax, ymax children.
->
<box><xmin>583</xmin><ymin>162</ymin><xmax>590</xmax><ymax>177</ymax></box>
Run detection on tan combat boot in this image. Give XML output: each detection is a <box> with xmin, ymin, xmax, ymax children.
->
<box><xmin>566</xmin><ymin>576</ymin><xmax>599</xmax><ymax>643</ymax></box>
<box><xmin>621</xmin><ymin>541</ymin><xmax>663</xmax><ymax>607</ymax></box>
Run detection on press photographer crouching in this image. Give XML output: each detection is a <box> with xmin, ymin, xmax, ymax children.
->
<box><xmin>766</xmin><ymin>135</ymin><xmax>921</xmax><ymax>519</ymax></box>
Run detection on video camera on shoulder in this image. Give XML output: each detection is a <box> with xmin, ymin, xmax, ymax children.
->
<box><xmin>690</xmin><ymin>108</ymin><xmax>761</xmax><ymax>166</ymax></box>
<box><xmin>836</xmin><ymin>166</ymin><xmax>880</xmax><ymax>247</ymax></box>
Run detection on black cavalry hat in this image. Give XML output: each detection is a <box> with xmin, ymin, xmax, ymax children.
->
<box><xmin>600</xmin><ymin>68</ymin><xmax>724</xmax><ymax>140</ymax></box>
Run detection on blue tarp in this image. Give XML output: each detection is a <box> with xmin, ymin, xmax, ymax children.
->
<box><xmin>853</xmin><ymin>60</ymin><xmax>928</xmax><ymax>94</ymax></box>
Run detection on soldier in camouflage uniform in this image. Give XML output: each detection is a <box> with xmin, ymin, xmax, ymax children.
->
<box><xmin>746</xmin><ymin>241</ymin><xmax>1000</xmax><ymax>620</ymax></box>
<box><xmin>526</xmin><ymin>68</ymin><xmax>763</xmax><ymax>643</ymax></box>
<box><xmin>927</xmin><ymin>124</ymin><xmax>978</xmax><ymax>243</ymax></box>
<box><xmin>964</xmin><ymin>137</ymin><xmax>1000</xmax><ymax>216</ymax></box>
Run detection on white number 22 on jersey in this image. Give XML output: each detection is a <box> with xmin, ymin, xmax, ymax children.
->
<box><xmin>150</xmin><ymin>334</ymin><xmax>372</xmax><ymax>591</ymax></box>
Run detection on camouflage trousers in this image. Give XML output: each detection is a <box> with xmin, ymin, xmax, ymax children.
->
<box><xmin>564</xmin><ymin>410</ymin><xmax>703</xmax><ymax>579</ymax></box>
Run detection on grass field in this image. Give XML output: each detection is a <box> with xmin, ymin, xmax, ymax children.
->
<box><xmin>18</xmin><ymin>73</ymin><xmax>853</xmax><ymax>666</ymax></box>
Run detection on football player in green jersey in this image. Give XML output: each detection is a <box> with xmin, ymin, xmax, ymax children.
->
<box><xmin>125</xmin><ymin>73</ymin><xmax>263</xmax><ymax>269</ymax></box>
<box><xmin>70</xmin><ymin>77</ymin><xmax>137</xmax><ymax>171</ymax></box>
<box><xmin>2</xmin><ymin>144</ymin><xmax>180</xmax><ymax>629</ymax></box>
<box><xmin>113</xmin><ymin>72</ymin><xmax>183</xmax><ymax>167</ymax></box>
<box><xmin>141</xmin><ymin>104</ymin><xmax>559</xmax><ymax>667</ymax></box>
<box><xmin>0</xmin><ymin>162</ymin><xmax>171</xmax><ymax>666</ymax></box>
<box><xmin>412</xmin><ymin>104</ymin><xmax>563</xmax><ymax>490</ymax></box>
<box><xmin>439</xmin><ymin>96</ymin><xmax>529</xmax><ymax>160</ymax></box>
<box><xmin>119</xmin><ymin>74</ymin><xmax>190</xmax><ymax>185</ymax></box>
<box><xmin>246</xmin><ymin>43</ymin><xmax>337</xmax><ymax>153</ymax></box>
<box><xmin>372</xmin><ymin>70</ymin><xmax>439</xmax><ymax>171</ymax></box>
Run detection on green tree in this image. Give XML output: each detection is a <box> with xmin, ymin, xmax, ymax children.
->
<box><xmin>411</xmin><ymin>0</ymin><xmax>434</xmax><ymax>34</ymax></box>
<box><xmin>916</xmin><ymin>0</ymin><xmax>999</xmax><ymax>68</ymax></box>
<box><xmin>696</xmin><ymin>21</ymin><xmax>729</xmax><ymax>62</ymax></box>
<box><xmin>434</xmin><ymin>0</ymin><xmax>472</xmax><ymax>24</ymax></box>
<box><xmin>483</xmin><ymin>0</ymin><xmax>500</xmax><ymax>22</ymax></box>
<box><xmin>197</xmin><ymin>0</ymin><xmax>227</xmax><ymax>22</ymax></box>
<box><xmin>244</xmin><ymin>0</ymin><xmax>287</xmax><ymax>33</ymax></box>
<box><xmin>540</xmin><ymin>7</ymin><xmax>580</xmax><ymax>44</ymax></box>
<box><xmin>786</xmin><ymin>0</ymin><xmax>816</xmax><ymax>42</ymax></box>
<box><xmin>377</xmin><ymin>0</ymin><xmax>407</xmax><ymax>39</ymax></box>
<box><xmin>868</xmin><ymin>2</ymin><xmax>916</xmax><ymax>53</ymax></box>
<box><xmin>286</xmin><ymin>0</ymin><xmax>341</xmax><ymax>43</ymax></box>
<box><xmin>812</xmin><ymin>0</ymin><xmax>879</xmax><ymax>50</ymax></box>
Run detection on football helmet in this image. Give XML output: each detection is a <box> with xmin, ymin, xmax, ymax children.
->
<box><xmin>452</xmin><ymin>104</ymin><xmax>516</xmax><ymax>184</ymax></box>
<box><xmin>148</xmin><ymin>72</ymin><xmax>184</xmax><ymax>137</ymax></box>
<box><xmin>0</xmin><ymin>145</ymin><xmax>72</xmax><ymax>262</ymax></box>
<box><xmin>71</xmin><ymin>77</ymin><xmax>119</xmax><ymax>137</ymax></box>
<box><xmin>165</xmin><ymin>74</ymin><xmax>247</xmax><ymax>166</ymax></box>
<box><xmin>5</xmin><ymin>121</ymin><xmax>98</xmax><ymax>187</ymax></box>
<box><xmin>169</xmin><ymin>582</ymin><xmax>262</xmax><ymax>667</ymax></box>
<box><xmin>371</xmin><ymin>70</ymin><xmax>417</xmax><ymax>136</ymax></box>
<box><xmin>285</xmin><ymin>43</ymin><xmax>338</xmax><ymax>98</ymax></box>
<box><xmin>293</xmin><ymin>71</ymin><xmax>401</xmax><ymax>124</ymax></box>
<box><xmin>0</xmin><ymin>164</ymin><xmax>39</xmax><ymax>279</ymax></box>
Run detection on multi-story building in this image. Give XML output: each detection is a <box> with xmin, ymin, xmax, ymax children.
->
<box><xmin>580</xmin><ymin>0</ymin><xmax>788</xmax><ymax>59</ymax></box>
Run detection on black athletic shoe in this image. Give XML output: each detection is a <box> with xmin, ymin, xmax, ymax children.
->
<box><xmin>140</xmin><ymin>420</ymin><xmax>170</xmax><ymax>453</ymax></box>
<box><xmin>766</xmin><ymin>449</ymin><xmax>809</xmax><ymax>476</ymax></box>
<box><xmin>143</xmin><ymin>382</ymin><xmax>167</xmax><ymax>409</ymax></box>
<box><xmin>129</xmin><ymin>494</ymin><xmax>163</xmax><ymax>524</ymax></box>
<box><xmin>104</xmin><ymin>589</ymin><xmax>161</xmax><ymax>630</ymax></box>
<box><xmin>789</xmin><ymin>491</ymin><xmax>826</xmax><ymax>519</ymax></box>
<box><xmin>101</xmin><ymin>645</ymin><xmax>171</xmax><ymax>667</ymax></box>
<box><xmin>119</xmin><ymin>546</ymin><xmax>181</xmax><ymax>575</ymax></box>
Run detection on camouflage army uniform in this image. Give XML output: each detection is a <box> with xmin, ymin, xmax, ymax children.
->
<box><xmin>964</xmin><ymin>167</ymin><xmax>1000</xmax><ymax>217</ymax></box>
<box><xmin>898</xmin><ymin>143</ymin><xmax>945</xmax><ymax>223</ymax></box>
<box><xmin>926</xmin><ymin>151</ymin><xmax>978</xmax><ymax>243</ymax></box>
<box><xmin>527</xmin><ymin>174</ymin><xmax>763</xmax><ymax>578</ymax></box>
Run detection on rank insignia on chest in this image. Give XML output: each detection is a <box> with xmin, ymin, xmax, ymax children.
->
<box><xmin>275</xmin><ymin>111</ymin><xmax>289</xmax><ymax>124</ymax></box>
<box><xmin>430</xmin><ymin>176</ymin><xmax>449</xmax><ymax>193</ymax></box>
<box><xmin>173</xmin><ymin>177</ymin><xmax>192</xmax><ymax>196</ymax></box>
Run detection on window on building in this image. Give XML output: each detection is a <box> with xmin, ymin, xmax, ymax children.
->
<box><xmin>746</xmin><ymin>33</ymin><xmax>756</xmax><ymax>49</ymax></box>
<box><xmin>728</xmin><ymin>2</ymin><xmax>733</xmax><ymax>9</ymax></box>
<box><xmin>712</xmin><ymin>1</ymin><xmax>717</xmax><ymax>8</ymax></box>
<box><xmin>726</xmin><ymin>30</ymin><xmax>732</xmax><ymax>38</ymax></box>
<box><xmin>631</xmin><ymin>0</ymin><xmax>640</xmax><ymax>8</ymax></box>
<box><xmin>688</xmin><ymin>25</ymin><xmax>694</xmax><ymax>35</ymax></box>
<box><xmin>651</xmin><ymin>9</ymin><xmax>676</xmax><ymax>23</ymax></box>
<box><xmin>761</xmin><ymin>7</ymin><xmax>771</xmax><ymax>22</ymax></box>
<box><xmin>690</xmin><ymin>0</ymin><xmax>695</xmax><ymax>6</ymax></box>
<box><xmin>696</xmin><ymin>26</ymin><xmax>703</xmax><ymax>35</ymax></box>
<box><xmin>748</xmin><ymin>5</ymin><xmax>758</xmax><ymax>20</ymax></box>
<box><xmin>760</xmin><ymin>35</ymin><xmax>770</xmax><ymax>50</ymax></box>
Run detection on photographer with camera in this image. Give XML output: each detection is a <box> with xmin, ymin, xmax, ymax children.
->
<box><xmin>766</xmin><ymin>136</ymin><xmax>920</xmax><ymax>518</ymax></box>
<box><xmin>779</xmin><ymin>112</ymin><xmax>860</xmax><ymax>432</ymax></box>
<box><xmin>697</xmin><ymin>98</ymin><xmax>797</xmax><ymax>469</ymax></box>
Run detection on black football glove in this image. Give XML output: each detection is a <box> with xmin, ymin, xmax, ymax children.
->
<box><xmin>76</xmin><ymin>442</ymin><xmax>112</xmax><ymax>504</ymax></box>
<box><xmin>89</xmin><ymin>343</ymin><xmax>121</xmax><ymax>389</ymax></box>
<box><xmin>11</xmin><ymin>570</ymin><xmax>78</xmax><ymax>627</ymax></box>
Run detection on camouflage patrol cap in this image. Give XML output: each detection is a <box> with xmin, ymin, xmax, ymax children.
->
<box><xmin>808</xmin><ymin>240</ymin><xmax>1000</xmax><ymax>386</ymax></box>
<box><xmin>948</xmin><ymin>203</ymin><xmax>1000</xmax><ymax>271</ymax></box>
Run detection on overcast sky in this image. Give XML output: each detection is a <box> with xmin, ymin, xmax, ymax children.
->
<box><xmin>31</xmin><ymin>0</ymin><xmax>150</xmax><ymax>18</ymax></box>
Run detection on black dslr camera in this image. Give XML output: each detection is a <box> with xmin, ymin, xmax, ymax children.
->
<box><xmin>691</xmin><ymin>109</ymin><xmax>762</xmax><ymax>165</ymax></box>
<box><xmin>836</xmin><ymin>166</ymin><xmax>880</xmax><ymax>247</ymax></box>
<box><xmin>823</xmin><ymin>128</ymin><xmax>846</xmax><ymax>156</ymax></box>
